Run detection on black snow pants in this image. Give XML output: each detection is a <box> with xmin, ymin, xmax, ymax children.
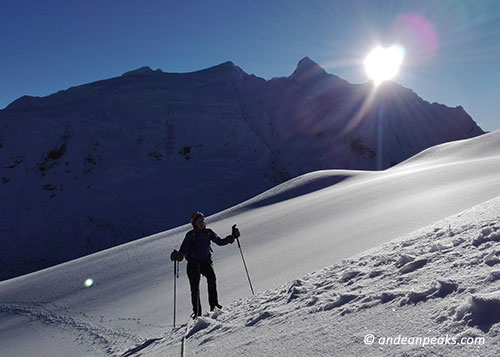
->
<box><xmin>187</xmin><ymin>259</ymin><xmax>219</xmax><ymax>315</ymax></box>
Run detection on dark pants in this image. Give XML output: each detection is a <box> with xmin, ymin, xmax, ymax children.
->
<box><xmin>187</xmin><ymin>260</ymin><xmax>219</xmax><ymax>315</ymax></box>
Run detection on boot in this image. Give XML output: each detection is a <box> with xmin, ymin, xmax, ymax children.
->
<box><xmin>210</xmin><ymin>303</ymin><xmax>222</xmax><ymax>311</ymax></box>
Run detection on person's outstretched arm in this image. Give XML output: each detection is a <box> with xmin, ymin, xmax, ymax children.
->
<box><xmin>209</xmin><ymin>225</ymin><xmax>240</xmax><ymax>246</ymax></box>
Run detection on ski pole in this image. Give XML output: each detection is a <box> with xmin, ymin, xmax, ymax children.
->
<box><xmin>236</xmin><ymin>236</ymin><xmax>254</xmax><ymax>295</ymax></box>
<box><xmin>173</xmin><ymin>260</ymin><xmax>179</xmax><ymax>328</ymax></box>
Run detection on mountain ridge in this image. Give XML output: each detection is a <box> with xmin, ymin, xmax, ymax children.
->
<box><xmin>0</xmin><ymin>57</ymin><xmax>484</xmax><ymax>280</ymax></box>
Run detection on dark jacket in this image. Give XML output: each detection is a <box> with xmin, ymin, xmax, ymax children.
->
<box><xmin>179</xmin><ymin>228</ymin><xmax>230</xmax><ymax>262</ymax></box>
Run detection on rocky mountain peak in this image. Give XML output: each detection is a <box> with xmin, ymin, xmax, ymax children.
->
<box><xmin>289</xmin><ymin>56</ymin><xmax>328</xmax><ymax>81</ymax></box>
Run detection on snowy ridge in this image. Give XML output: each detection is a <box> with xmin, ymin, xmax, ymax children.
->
<box><xmin>160</xmin><ymin>196</ymin><xmax>500</xmax><ymax>356</ymax></box>
<box><xmin>210</xmin><ymin>169</ymin><xmax>363</xmax><ymax>218</ymax></box>
<box><xmin>394</xmin><ymin>130</ymin><xmax>500</xmax><ymax>168</ymax></box>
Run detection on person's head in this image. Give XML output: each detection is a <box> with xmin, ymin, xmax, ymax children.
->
<box><xmin>190</xmin><ymin>211</ymin><xmax>206</xmax><ymax>230</ymax></box>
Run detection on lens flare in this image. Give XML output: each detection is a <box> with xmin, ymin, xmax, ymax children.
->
<box><xmin>364</xmin><ymin>45</ymin><xmax>405</xmax><ymax>85</ymax></box>
<box><xmin>394</xmin><ymin>13</ymin><xmax>439</xmax><ymax>63</ymax></box>
<box><xmin>84</xmin><ymin>278</ymin><xmax>94</xmax><ymax>288</ymax></box>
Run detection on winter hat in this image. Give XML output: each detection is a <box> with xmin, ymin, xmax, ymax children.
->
<box><xmin>190</xmin><ymin>211</ymin><xmax>205</xmax><ymax>227</ymax></box>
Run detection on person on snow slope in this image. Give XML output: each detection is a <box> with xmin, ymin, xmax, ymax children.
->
<box><xmin>171</xmin><ymin>212</ymin><xmax>240</xmax><ymax>317</ymax></box>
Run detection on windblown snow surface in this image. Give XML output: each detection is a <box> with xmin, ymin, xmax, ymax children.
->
<box><xmin>1</xmin><ymin>131</ymin><xmax>500</xmax><ymax>356</ymax></box>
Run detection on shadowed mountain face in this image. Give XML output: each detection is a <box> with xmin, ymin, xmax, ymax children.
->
<box><xmin>0</xmin><ymin>58</ymin><xmax>484</xmax><ymax>280</ymax></box>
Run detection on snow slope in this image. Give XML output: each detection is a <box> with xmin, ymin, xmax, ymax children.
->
<box><xmin>160</xmin><ymin>195</ymin><xmax>500</xmax><ymax>356</ymax></box>
<box><xmin>0</xmin><ymin>131</ymin><xmax>499</xmax><ymax>356</ymax></box>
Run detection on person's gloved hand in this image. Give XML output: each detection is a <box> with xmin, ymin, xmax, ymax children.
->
<box><xmin>225</xmin><ymin>225</ymin><xmax>240</xmax><ymax>244</ymax></box>
<box><xmin>170</xmin><ymin>249</ymin><xmax>183</xmax><ymax>261</ymax></box>
<box><xmin>231</xmin><ymin>224</ymin><xmax>240</xmax><ymax>239</ymax></box>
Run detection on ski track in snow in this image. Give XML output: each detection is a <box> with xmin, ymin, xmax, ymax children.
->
<box><xmin>0</xmin><ymin>301</ymin><xmax>163</xmax><ymax>356</ymax></box>
<box><xmin>160</xmin><ymin>196</ymin><xmax>500</xmax><ymax>356</ymax></box>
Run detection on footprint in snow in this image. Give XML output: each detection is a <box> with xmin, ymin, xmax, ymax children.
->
<box><xmin>246</xmin><ymin>311</ymin><xmax>274</xmax><ymax>327</ymax></box>
<box><xmin>185</xmin><ymin>317</ymin><xmax>213</xmax><ymax>338</ymax></box>
<box><xmin>456</xmin><ymin>291</ymin><xmax>500</xmax><ymax>333</ymax></box>
<box><xmin>472</xmin><ymin>226</ymin><xmax>500</xmax><ymax>247</ymax></box>
<box><xmin>483</xmin><ymin>251</ymin><xmax>500</xmax><ymax>266</ymax></box>
<box><xmin>403</xmin><ymin>280</ymin><xmax>458</xmax><ymax>305</ymax></box>
<box><xmin>341</xmin><ymin>270</ymin><xmax>362</xmax><ymax>282</ymax></box>
<box><xmin>398</xmin><ymin>258</ymin><xmax>428</xmax><ymax>274</ymax></box>
<box><xmin>395</xmin><ymin>254</ymin><xmax>415</xmax><ymax>268</ymax></box>
<box><xmin>322</xmin><ymin>294</ymin><xmax>358</xmax><ymax>311</ymax></box>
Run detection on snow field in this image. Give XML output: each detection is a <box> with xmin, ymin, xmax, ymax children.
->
<box><xmin>159</xmin><ymin>196</ymin><xmax>500</xmax><ymax>356</ymax></box>
<box><xmin>0</xmin><ymin>131</ymin><xmax>499</xmax><ymax>356</ymax></box>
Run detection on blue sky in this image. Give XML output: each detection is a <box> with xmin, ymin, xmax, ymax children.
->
<box><xmin>1</xmin><ymin>0</ymin><xmax>499</xmax><ymax>131</ymax></box>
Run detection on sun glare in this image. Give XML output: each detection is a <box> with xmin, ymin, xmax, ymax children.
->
<box><xmin>364</xmin><ymin>45</ymin><xmax>405</xmax><ymax>85</ymax></box>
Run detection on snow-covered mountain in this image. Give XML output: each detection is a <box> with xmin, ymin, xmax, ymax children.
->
<box><xmin>0</xmin><ymin>58</ymin><xmax>483</xmax><ymax>281</ymax></box>
<box><xmin>0</xmin><ymin>130</ymin><xmax>499</xmax><ymax>356</ymax></box>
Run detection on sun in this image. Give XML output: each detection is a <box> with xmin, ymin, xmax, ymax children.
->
<box><xmin>364</xmin><ymin>45</ymin><xmax>405</xmax><ymax>85</ymax></box>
